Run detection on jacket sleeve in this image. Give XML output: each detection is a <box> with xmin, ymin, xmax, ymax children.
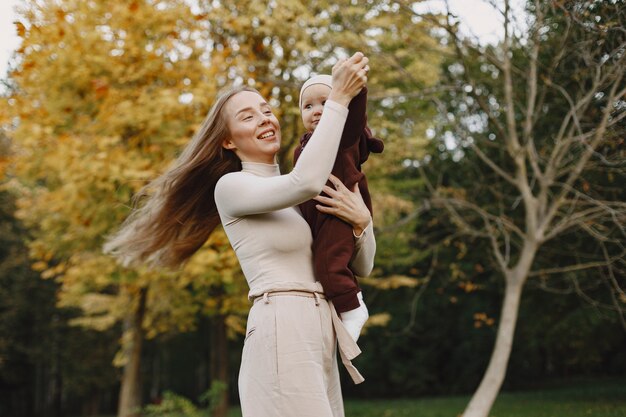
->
<box><xmin>339</xmin><ymin>87</ymin><xmax>368</xmax><ymax>149</ymax></box>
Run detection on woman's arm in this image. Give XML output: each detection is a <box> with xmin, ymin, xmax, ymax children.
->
<box><xmin>215</xmin><ymin>53</ymin><xmax>369</xmax><ymax>218</ymax></box>
<box><xmin>215</xmin><ymin>100</ymin><xmax>349</xmax><ymax>217</ymax></box>
<box><xmin>351</xmin><ymin>221</ymin><xmax>376</xmax><ymax>277</ymax></box>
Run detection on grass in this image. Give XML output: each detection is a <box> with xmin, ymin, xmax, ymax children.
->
<box><xmin>225</xmin><ymin>377</ymin><xmax>626</xmax><ymax>417</ymax></box>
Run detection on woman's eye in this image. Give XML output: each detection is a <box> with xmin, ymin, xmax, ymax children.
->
<box><xmin>243</xmin><ymin>115</ymin><xmax>253</xmax><ymax>121</ymax></box>
<box><xmin>264</xmin><ymin>110</ymin><xmax>272</xmax><ymax>115</ymax></box>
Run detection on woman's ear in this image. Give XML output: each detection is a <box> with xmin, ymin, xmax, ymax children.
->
<box><xmin>222</xmin><ymin>139</ymin><xmax>237</xmax><ymax>150</ymax></box>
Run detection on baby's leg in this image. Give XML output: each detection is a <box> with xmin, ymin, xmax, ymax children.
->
<box><xmin>339</xmin><ymin>291</ymin><xmax>369</xmax><ymax>342</ymax></box>
<box><xmin>313</xmin><ymin>216</ymin><xmax>368</xmax><ymax>342</ymax></box>
<box><xmin>313</xmin><ymin>216</ymin><xmax>359</xmax><ymax>311</ymax></box>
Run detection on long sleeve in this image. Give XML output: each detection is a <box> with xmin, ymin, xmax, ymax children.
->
<box><xmin>340</xmin><ymin>87</ymin><xmax>367</xmax><ymax>149</ymax></box>
<box><xmin>215</xmin><ymin>100</ymin><xmax>349</xmax><ymax>218</ymax></box>
<box><xmin>349</xmin><ymin>221</ymin><xmax>376</xmax><ymax>277</ymax></box>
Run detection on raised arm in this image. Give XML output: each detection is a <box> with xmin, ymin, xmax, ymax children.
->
<box><xmin>216</xmin><ymin>101</ymin><xmax>348</xmax><ymax>216</ymax></box>
<box><xmin>340</xmin><ymin>86</ymin><xmax>368</xmax><ymax>149</ymax></box>
<box><xmin>216</xmin><ymin>53</ymin><xmax>369</xmax><ymax>218</ymax></box>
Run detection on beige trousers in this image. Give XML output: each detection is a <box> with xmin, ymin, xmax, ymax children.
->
<box><xmin>238</xmin><ymin>291</ymin><xmax>363</xmax><ymax>417</ymax></box>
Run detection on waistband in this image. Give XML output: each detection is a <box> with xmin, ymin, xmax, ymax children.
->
<box><xmin>253</xmin><ymin>290</ymin><xmax>325</xmax><ymax>304</ymax></box>
<box><xmin>252</xmin><ymin>290</ymin><xmax>365</xmax><ymax>384</ymax></box>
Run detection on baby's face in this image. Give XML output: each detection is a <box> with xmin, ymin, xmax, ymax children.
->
<box><xmin>300</xmin><ymin>84</ymin><xmax>332</xmax><ymax>132</ymax></box>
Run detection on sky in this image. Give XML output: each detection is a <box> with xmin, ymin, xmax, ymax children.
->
<box><xmin>0</xmin><ymin>0</ymin><xmax>21</xmax><ymax>80</ymax></box>
<box><xmin>0</xmin><ymin>0</ymin><xmax>524</xmax><ymax>82</ymax></box>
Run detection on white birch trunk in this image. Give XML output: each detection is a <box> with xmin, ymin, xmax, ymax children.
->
<box><xmin>462</xmin><ymin>275</ymin><xmax>524</xmax><ymax>417</ymax></box>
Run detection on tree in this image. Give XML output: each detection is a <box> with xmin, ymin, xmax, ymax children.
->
<box><xmin>0</xmin><ymin>130</ymin><xmax>120</xmax><ymax>417</ymax></box>
<box><xmin>414</xmin><ymin>1</ymin><xmax>625</xmax><ymax>416</ymax></box>
<box><xmin>4</xmin><ymin>1</ymin><xmax>248</xmax><ymax>416</ymax></box>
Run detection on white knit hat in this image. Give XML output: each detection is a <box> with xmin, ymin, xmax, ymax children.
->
<box><xmin>299</xmin><ymin>74</ymin><xmax>333</xmax><ymax>109</ymax></box>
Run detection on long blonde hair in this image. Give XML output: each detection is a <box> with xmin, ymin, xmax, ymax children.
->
<box><xmin>104</xmin><ymin>86</ymin><xmax>260</xmax><ymax>268</ymax></box>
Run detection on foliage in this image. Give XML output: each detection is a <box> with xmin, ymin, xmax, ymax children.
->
<box><xmin>4</xmin><ymin>0</ymin><xmax>252</xmax><ymax>355</ymax></box>
<box><xmin>144</xmin><ymin>391</ymin><xmax>208</xmax><ymax>417</ymax></box>
<box><xmin>0</xmin><ymin>178</ymin><xmax>118</xmax><ymax>416</ymax></box>
<box><xmin>143</xmin><ymin>381</ymin><xmax>229</xmax><ymax>417</ymax></box>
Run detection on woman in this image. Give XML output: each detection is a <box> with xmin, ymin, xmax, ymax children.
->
<box><xmin>105</xmin><ymin>52</ymin><xmax>374</xmax><ymax>417</ymax></box>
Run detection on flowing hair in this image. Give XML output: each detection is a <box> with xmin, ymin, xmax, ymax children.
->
<box><xmin>104</xmin><ymin>86</ymin><xmax>260</xmax><ymax>268</ymax></box>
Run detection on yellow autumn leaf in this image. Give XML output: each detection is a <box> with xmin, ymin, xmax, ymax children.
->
<box><xmin>361</xmin><ymin>275</ymin><xmax>420</xmax><ymax>290</ymax></box>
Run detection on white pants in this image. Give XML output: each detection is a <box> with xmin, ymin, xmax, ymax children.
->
<box><xmin>239</xmin><ymin>292</ymin><xmax>345</xmax><ymax>417</ymax></box>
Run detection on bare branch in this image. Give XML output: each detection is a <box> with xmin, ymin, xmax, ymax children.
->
<box><xmin>488</xmin><ymin>226</ymin><xmax>508</xmax><ymax>272</ymax></box>
<box><xmin>529</xmin><ymin>254</ymin><xmax>624</xmax><ymax>277</ymax></box>
<box><xmin>417</xmin><ymin>166</ymin><xmax>491</xmax><ymax>240</ymax></box>
<box><xmin>549</xmin><ymin>81</ymin><xmax>585</xmax><ymax>144</ymax></box>
<box><xmin>429</xmin><ymin>196</ymin><xmax>491</xmax><ymax>238</ymax></box>
<box><xmin>545</xmin><ymin>49</ymin><xmax>626</xmax><ymax>185</ymax></box>
<box><xmin>531</xmin><ymin>278</ymin><xmax>574</xmax><ymax>295</ymax></box>
<box><xmin>467</xmin><ymin>81</ymin><xmax>508</xmax><ymax>139</ymax></box>
<box><xmin>602</xmin><ymin>243</ymin><xmax>626</xmax><ymax>300</ymax></box>
<box><xmin>540</xmin><ymin>69</ymin><xmax>625</xmax><ymax>234</ymax></box>
<box><xmin>601</xmin><ymin>243</ymin><xmax>626</xmax><ymax>331</ymax></box>
<box><xmin>402</xmin><ymin>1</ymin><xmax>505</xmax><ymax>71</ymax></box>
<box><xmin>402</xmin><ymin>247</ymin><xmax>438</xmax><ymax>334</ymax></box>
<box><xmin>580</xmin><ymin>222</ymin><xmax>618</xmax><ymax>243</ymax></box>
<box><xmin>534</xmin><ymin>18</ymin><xmax>571</xmax><ymax>129</ymax></box>
<box><xmin>377</xmin><ymin>202</ymin><xmax>430</xmax><ymax>233</ymax></box>
<box><xmin>432</xmin><ymin>195</ymin><xmax>525</xmax><ymax>239</ymax></box>
<box><xmin>544</xmin><ymin>205</ymin><xmax>619</xmax><ymax>241</ymax></box>
<box><xmin>523</xmin><ymin>0</ymin><xmax>541</xmax><ymax>148</ymax></box>
<box><xmin>468</xmin><ymin>141</ymin><xmax>518</xmax><ymax>186</ymax></box>
<box><xmin>526</xmin><ymin>138</ymin><xmax>543</xmax><ymax>184</ymax></box>
<box><xmin>501</xmin><ymin>0</ymin><xmax>521</xmax><ymax>158</ymax></box>
<box><xmin>368</xmin><ymin>85</ymin><xmax>456</xmax><ymax>102</ymax></box>
<box><xmin>571</xmin><ymin>275</ymin><xmax>625</xmax><ymax>313</ymax></box>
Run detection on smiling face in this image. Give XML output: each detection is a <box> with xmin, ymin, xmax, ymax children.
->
<box><xmin>300</xmin><ymin>83</ymin><xmax>332</xmax><ymax>133</ymax></box>
<box><xmin>222</xmin><ymin>91</ymin><xmax>282</xmax><ymax>164</ymax></box>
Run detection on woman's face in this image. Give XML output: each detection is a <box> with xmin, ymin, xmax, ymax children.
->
<box><xmin>222</xmin><ymin>91</ymin><xmax>281</xmax><ymax>164</ymax></box>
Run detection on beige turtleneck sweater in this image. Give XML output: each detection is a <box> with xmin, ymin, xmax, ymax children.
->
<box><xmin>214</xmin><ymin>100</ymin><xmax>376</xmax><ymax>299</ymax></box>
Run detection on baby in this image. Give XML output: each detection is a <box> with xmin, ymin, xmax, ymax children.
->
<box><xmin>294</xmin><ymin>74</ymin><xmax>384</xmax><ymax>342</ymax></box>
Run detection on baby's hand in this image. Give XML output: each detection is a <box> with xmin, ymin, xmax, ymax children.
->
<box><xmin>329</xmin><ymin>52</ymin><xmax>369</xmax><ymax>106</ymax></box>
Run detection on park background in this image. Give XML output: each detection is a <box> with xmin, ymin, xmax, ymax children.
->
<box><xmin>0</xmin><ymin>0</ymin><xmax>624</xmax><ymax>417</ymax></box>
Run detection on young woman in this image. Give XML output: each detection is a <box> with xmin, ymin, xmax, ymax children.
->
<box><xmin>105</xmin><ymin>52</ymin><xmax>374</xmax><ymax>417</ymax></box>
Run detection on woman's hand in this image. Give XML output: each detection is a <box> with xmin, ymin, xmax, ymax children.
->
<box><xmin>313</xmin><ymin>174</ymin><xmax>372</xmax><ymax>236</ymax></box>
<box><xmin>328</xmin><ymin>52</ymin><xmax>369</xmax><ymax>107</ymax></box>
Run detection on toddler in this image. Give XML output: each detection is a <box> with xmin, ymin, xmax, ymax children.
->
<box><xmin>294</xmin><ymin>74</ymin><xmax>383</xmax><ymax>341</ymax></box>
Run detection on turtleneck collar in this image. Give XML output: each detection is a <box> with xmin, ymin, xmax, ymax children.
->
<box><xmin>241</xmin><ymin>161</ymin><xmax>280</xmax><ymax>177</ymax></box>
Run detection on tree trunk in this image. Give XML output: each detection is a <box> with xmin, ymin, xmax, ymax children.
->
<box><xmin>210</xmin><ymin>315</ymin><xmax>229</xmax><ymax>417</ymax></box>
<box><xmin>117</xmin><ymin>287</ymin><xmax>148</xmax><ymax>417</ymax></box>
<box><xmin>82</xmin><ymin>390</ymin><xmax>100</xmax><ymax>417</ymax></box>
<box><xmin>47</xmin><ymin>313</ymin><xmax>63</xmax><ymax>417</ymax></box>
<box><xmin>462</xmin><ymin>276</ymin><xmax>524</xmax><ymax>417</ymax></box>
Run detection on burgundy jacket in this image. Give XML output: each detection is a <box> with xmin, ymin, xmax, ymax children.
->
<box><xmin>293</xmin><ymin>87</ymin><xmax>383</xmax><ymax>313</ymax></box>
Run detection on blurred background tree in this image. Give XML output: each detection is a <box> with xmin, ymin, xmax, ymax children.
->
<box><xmin>3</xmin><ymin>1</ymin><xmax>248</xmax><ymax>416</ymax></box>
